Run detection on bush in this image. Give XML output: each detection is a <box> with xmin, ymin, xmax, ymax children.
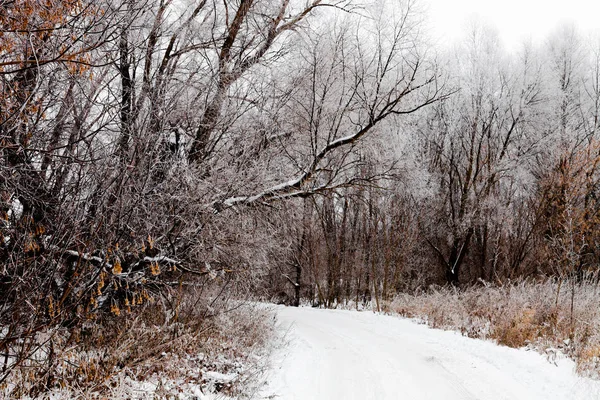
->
<box><xmin>0</xmin><ymin>288</ymin><xmax>274</xmax><ymax>399</ymax></box>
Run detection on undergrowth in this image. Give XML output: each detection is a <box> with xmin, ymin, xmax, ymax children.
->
<box><xmin>0</xmin><ymin>291</ymin><xmax>274</xmax><ymax>399</ymax></box>
<box><xmin>391</xmin><ymin>279</ymin><xmax>600</xmax><ymax>377</ymax></box>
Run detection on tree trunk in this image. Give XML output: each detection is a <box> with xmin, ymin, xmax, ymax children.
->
<box><xmin>446</xmin><ymin>228</ymin><xmax>474</xmax><ymax>285</ymax></box>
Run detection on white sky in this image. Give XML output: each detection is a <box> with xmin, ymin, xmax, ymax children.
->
<box><xmin>422</xmin><ymin>0</ymin><xmax>600</xmax><ymax>51</ymax></box>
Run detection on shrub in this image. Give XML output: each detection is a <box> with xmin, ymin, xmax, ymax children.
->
<box><xmin>0</xmin><ymin>288</ymin><xmax>274</xmax><ymax>399</ymax></box>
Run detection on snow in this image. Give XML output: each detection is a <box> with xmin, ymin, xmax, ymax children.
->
<box><xmin>142</xmin><ymin>255</ymin><xmax>180</xmax><ymax>264</ymax></box>
<box><xmin>202</xmin><ymin>370</ymin><xmax>238</xmax><ymax>383</ymax></box>
<box><xmin>221</xmin><ymin>178</ymin><xmax>302</xmax><ymax>207</ymax></box>
<box><xmin>63</xmin><ymin>249</ymin><xmax>107</xmax><ymax>266</ymax></box>
<box><xmin>260</xmin><ymin>306</ymin><xmax>600</xmax><ymax>400</ymax></box>
<box><xmin>9</xmin><ymin>197</ymin><xmax>23</xmax><ymax>220</ymax></box>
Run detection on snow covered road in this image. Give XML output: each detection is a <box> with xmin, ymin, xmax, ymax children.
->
<box><xmin>260</xmin><ymin>306</ymin><xmax>600</xmax><ymax>400</ymax></box>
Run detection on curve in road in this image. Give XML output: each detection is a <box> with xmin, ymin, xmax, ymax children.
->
<box><xmin>260</xmin><ymin>306</ymin><xmax>600</xmax><ymax>400</ymax></box>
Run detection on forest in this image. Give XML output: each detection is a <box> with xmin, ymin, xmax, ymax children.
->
<box><xmin>2</xmin><ymin>0</ymin><xmax>600</xmax><ymax>397</ymax></box>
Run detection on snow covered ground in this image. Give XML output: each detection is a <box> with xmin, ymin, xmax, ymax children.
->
<box><xmin>259</xmin><ymin>306</ymin><xmax>600</xmax><ymax>400</ymax></box>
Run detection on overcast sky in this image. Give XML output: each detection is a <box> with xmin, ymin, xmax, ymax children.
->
<box><xmin>422</xmin><ymin>0</ymin><xmax>600</xmax><ymax>50</ymax></box>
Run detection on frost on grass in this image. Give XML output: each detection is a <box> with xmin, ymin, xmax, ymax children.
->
<box><xmin>391</xmin><ymin>280</ymin><xmax>600</xmax><ymax>378</ymax></box>
<box><xmin>1</xmin><ymin>303</ymin><xmax>277</xmax><ymax>399</ymax></box>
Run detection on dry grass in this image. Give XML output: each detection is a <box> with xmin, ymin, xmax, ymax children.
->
<box><xmin>1</xmin><ymin>293</ymin><xmax>275</xmax><ymax>399</ymax></box>
<box><xmin>391</xmin><ymin>279</ymin><xmax>600</xmax><ymax>377</ymax></box>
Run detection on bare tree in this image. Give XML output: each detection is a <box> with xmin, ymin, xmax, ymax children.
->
<box><xmin>416</xmin><ymin>24</ymin><xmax>544</xmax><ymax>284</ymax></box>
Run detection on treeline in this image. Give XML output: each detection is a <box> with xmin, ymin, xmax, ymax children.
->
<box><xmin>267</xmin><ymin>24</ymin><xmax>600</xmax><ymax>307</ymax></box>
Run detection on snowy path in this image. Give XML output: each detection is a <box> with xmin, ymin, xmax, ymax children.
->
<box><xmin>259</xmin><ymin>306</ymin><xmax>600</xmax><ymax>400</ymax></box>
